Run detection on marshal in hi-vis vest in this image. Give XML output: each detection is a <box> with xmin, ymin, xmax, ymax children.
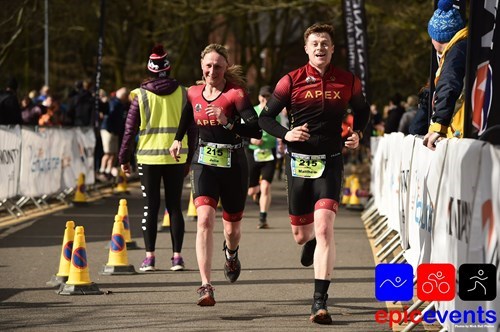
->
<box><xmin>131</xmin><ymin>86</ymin><xmax>188</xmax><ymax>164</ymax></box>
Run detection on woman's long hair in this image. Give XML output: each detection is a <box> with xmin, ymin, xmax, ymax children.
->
<box><xmin>197</xmin><ymin>43</ymin><xmax>247</xmax><ymax>90</ymax></box>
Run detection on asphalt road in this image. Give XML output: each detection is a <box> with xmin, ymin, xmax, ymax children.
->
<box><xmin>0</xmin><ymin>178</ymin><xmax>389</xmax><ymax>331</ymax></box>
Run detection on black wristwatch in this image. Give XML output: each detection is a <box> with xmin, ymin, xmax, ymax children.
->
<box><xmin>223</xmin><ymin>119</ymin><xmax>234</xmax><ymax>130</ymax></box>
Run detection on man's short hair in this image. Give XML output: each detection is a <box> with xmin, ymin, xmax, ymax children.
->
<box><xmin>304</xmin><ymin>23</ymin><xmax>335</xmax><ymax>44</ymax></box>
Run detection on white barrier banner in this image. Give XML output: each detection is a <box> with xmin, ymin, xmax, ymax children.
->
<box><xmin>0</xmin><ymin>125</ymin><xmax>22</xmax><ymax>200</ymax></box>
<box><xmin>75</xmin><ymin>127</ymin><xmax>96</xmax><ymax>185</ymax></box>
<box><xmin>385</xmin><ymin>133</ymin><xmax>404</xmax><ymax>232</ymax></box>
<box><xmin>58</xmin><ymin>129</ymin><xmax>80</xmax><ymax>189</ymax></box>
<box><xmin>429</xmin><ymin>139</ymin><xmax>485</xmax><ymax>330</ymax></box>
<box><xmin>371</xmin><ymin>136</ymin><xmax>386</xmax><ymax>213</ymax></box>
<box><xmin>398</xmin><ymin>135</ymin><xmax>416</xmax><ymax>250</ymax></box>
<box><xmin>404</xmin><ymin>138</ymin><xmax>436</xmax><ymax>272</ymax></box>
<box><xmin>19</xmin><ymin>128</ymin><xmax>63</xmax><ymax>197</ymax></box>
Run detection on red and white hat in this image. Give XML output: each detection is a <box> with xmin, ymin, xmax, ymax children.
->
<box><xmin>147</xmin><ymin>45</ymin><xmax>171</xmax><ymax>73</ymax></box>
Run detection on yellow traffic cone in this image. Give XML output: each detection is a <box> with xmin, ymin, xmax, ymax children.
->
<box><xmin>101</xmin><ymin>215</ymin><xmax>137</xmax><ymax>275</ymax></box>
<box><xmin>117</xmin><ymin>199</ymin><xmax>138</xmax><ymax>249</ymax></box>
<box><xmin>347</xmin><ymin>176</ymin><xmax>364</xmax><ymax>210</ymax></box>
<box><xmin>114</xmin><ymin>169</ymin><xmax>129</xmax><ymax>194</ymax></box>
<box><xmin>341</xmin><ymin>175</ymin><xmax>353</xmax><ymax>205</ymax></box>
<box><xmin>58</xmin><ymin>226</ymin><xmax>103</xmax><ymax>295</ymax></box>
<box><xmin>47</xmin><ymin>221</ymin><xmax>75</xmax><ymax>287</ymax></box>
<box><xmin>186</xmin><ymin>192</ymin><xmax>197</xmax><ymax>222</ymax></box>
<box><xmin>159</xmin><ymin>208</ymin><xmax>170</xmax><ymax>232</ymax></box>
<box><xmin>72</xmin><ymin>173</ymin><xmax>87</xmax><ymax>205</ymax></box>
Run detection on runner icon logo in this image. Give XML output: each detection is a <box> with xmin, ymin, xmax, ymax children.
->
<box><xmin>459</xmin><ymin>264</ymin><xmax>497</xmax><ymax>301</ymax></box>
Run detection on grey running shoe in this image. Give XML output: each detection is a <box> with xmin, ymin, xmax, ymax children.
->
<box><xmin>310</xmin><ymin>292</ymin><xmax>332</xmax><ymax>324</ymax></box>
<box><xmin>300</xmin><ymin>238</ymin><xmax>316</xmax><ymax>267</ymax></box>
<box><xmin>197</xmin><ymin>284</ymin><xmax>216</xmax><ymax>306</ymax></box>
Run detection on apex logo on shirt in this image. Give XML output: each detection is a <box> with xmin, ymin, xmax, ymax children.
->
<box><xmin>304</xmin><ymin>90</ymin><xmax>341</xmax><ymax>100</ymax></box>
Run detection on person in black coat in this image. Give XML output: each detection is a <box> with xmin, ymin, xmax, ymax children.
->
<box><xmin>0</xmin><ymin>77</ymin><xmax>22</xmax><ymax>125</ymax></box>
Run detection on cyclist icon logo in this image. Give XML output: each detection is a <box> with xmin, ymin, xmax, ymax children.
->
<box><xmin>458</xmin><ymin>264</ymin><xmax>497</xmax><ymax>301</ymax></box>
<box><xmin>417</xmin><ymin>263</ymin><xmax>455</xmax><ymax>301</ymax></box>
<box><xmin>421</xmin><ymin>270</ymin><xmax>450</xmax><ymax>294</ymax></box>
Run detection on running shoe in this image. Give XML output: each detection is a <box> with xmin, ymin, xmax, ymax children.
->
<box><xmin>170</xmin><ymin>256</ymin><xmax>185</xmax><ymax>271</ymax></box>
<box><xmin>139</xmin><ymin>256</ymin><xmax>155</xmax><ymax>272</ymax></box>
<box><xmin>223</xmin><ymin>241</ymin><xmax>241</xmax><ymax>283</ymax></box>
<box><xmin>257</xmin><ymin>220</ymin><xmax>269</xmax><ymax>229</ymax></box>
<box><xmin>300</xmin><ymin>238</ymin><xmax>316</xmax><ymax>267</ymax></box>
<box><xmin>197</xmin><ymin>284</ymin><xmax>216</xmax><ymax>306</ymax></box>
<box><xmin>310</xmin><ymin>292</ymin><xmax>332</xmax><ymax>324</ymax></box>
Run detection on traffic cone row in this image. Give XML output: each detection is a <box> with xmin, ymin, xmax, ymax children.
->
<box><xmin>49</xmin><ymin>198</ymin><xmax>143</xmax><ymax>294</ymax></box>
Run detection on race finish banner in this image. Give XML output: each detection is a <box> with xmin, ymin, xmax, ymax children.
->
<box><xmin>465</xmin><ymin>0</ymin><xmax>500</xmax><ymax>138</ymax></box>
<box><xmin>342</xmin><ymin>0</ymin><xmax>370</xmax><ymax>100</ymax></box>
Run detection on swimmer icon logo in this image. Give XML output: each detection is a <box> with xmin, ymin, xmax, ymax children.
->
<box><xmin>375</xmin><ymin>263</ymin><xmax>413</xmax><ymax>301</ymax></box>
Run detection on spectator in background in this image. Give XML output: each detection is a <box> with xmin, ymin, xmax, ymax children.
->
<box><xmin>97</xmin><ymin>87</ymin><xmax>128</xmax><ymax>181</ymax></box>
<box><xmin>34</xmin><ymin>85</ymin><xmax>50</xmax><ymax>105</ymax></box>
<box><xmin>409</xmin><ymin>82</ymin><xmax>431</xmax><ymax>135</ymax></box>
<box><xmin>384</xmin><ymin>93</ymin><xmax>405</xmax><ymax>133</ymax></box>
<box><xmin>38</xmin><ymin>97</ymin><xmax>62</xmax><ymax>126</ymax></box>
<box><xmin>370</xmin><ymin>104</ymin><xmax>384</xmax><ymax>136</ymax></box>
<box><xmin>21</xmin><ymin>95</ymin><xmax>42</xmax><ymax>125</ymax></box>
<box><xmin>67</xmin><ymin>80</ymin><xmax>94</xmax><ymax>126</ymax></box>
<box><xmin>398</xmin><ymin>95</ymin><xmax>418</xmax><ymax>135</ymax></box>
<box><xmin>423</xmin><ymin>0</ymin><xmax>467</xmax><ymax>149</ymax></box>
<box><xmin>0</xmin><ymin>77</ymin><xmax>22</xmax><ymax>125</ymax></box>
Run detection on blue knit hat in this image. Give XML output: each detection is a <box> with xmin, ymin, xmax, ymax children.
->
<box><xmin>428</xmin><ymin>0</ymin><xmax>465</xmax><ymax>43</ymax></box>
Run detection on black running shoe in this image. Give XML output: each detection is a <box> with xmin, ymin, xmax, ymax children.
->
<box><xmin>197</xmin><ymin>283</ymin><xmax>216</xmax><ymax>306</ymax></box>
<box><xmin>300</xmin><ymin>238</ymin><xmax>316</xmax><ymax>267</ymax></box>
<box><xmin>223</xmin><ymin>241</ymin><xmax>241</xmax><ymax>283</ymax></box>
<box><xmin>310</xmin><ymin>292</ymin><xmax>332</xmax><ymax>324</ymax></box>
<box><xmin>257</xmin><ymin>220</ymin><xmax>269</xmax><ymax>229</ymax></box>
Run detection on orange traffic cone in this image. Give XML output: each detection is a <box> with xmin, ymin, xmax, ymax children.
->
<box><xmin>114</xmin><ymin>169</ymin><xmax>129</xmax><ymax>194</ymax></box>
<box><xmin>159</xmin><ymin>208</ymin><xmax>170</xmax><ymax>232</ymax></box>
<box><xmin>72</xmin><ymin>173</ymin><xmax>87</xmax><ymax>205</ymax></box>
<box><xmin>58</xmin><ymin>226</ymin><xmax>103</xmax><ymax>295</ymax></box>
<box><xmin>186</xmin><ymin>192</ymin><xmax>197</xmax><ymax>222</ymax></box>
<box><xmin>341</xmin><ymin>175</ymin><xmax>353</xmax><ymax>205</ymax></box>
<box><xmin>47</xmin><ymin>221</ymin><xmax>75</xmax><ymax>287</ymax></box>
<box><xmin>101</xmin><ymin>215</ymin><xmax>137</xmax><ymax>275</ymax></box>
<box><xmin>117</xmin><ymin>199</ymin><xmax>138</xmax><ymax>249</ymax></box>
<box><xmin>347</xmin><ymin>175</ymin><xmax>364</xmax><ymax>211</ymax></box>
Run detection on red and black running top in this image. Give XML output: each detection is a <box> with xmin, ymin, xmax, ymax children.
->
<box><xmin>175</xmin><ymin>82</ymin><xmax>261</xmax><ymax>144</ymax></box>
<box><xmin>259</xmin><ymin>63</ymin><xmax>370</xmax><ymax>155</ymax></box>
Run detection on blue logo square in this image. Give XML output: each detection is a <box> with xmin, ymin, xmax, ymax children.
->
<box><xmin>375</xmin><ymin>263</ymin><xmax>413</xmax><ymax>301</ymax></box>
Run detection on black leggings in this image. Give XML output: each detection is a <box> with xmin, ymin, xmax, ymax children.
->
<box><xmin>138</xmin><ymin>163</ymin><xmax>185</xmax><ymax>253</ymax></box>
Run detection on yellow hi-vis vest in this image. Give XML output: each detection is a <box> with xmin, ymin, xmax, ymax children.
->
<box><xmin>131</xmin><ymin>86</ymin><xmax>188</xmax><ymax>164</ymax></box>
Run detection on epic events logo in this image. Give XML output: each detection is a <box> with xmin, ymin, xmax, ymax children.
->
<box><xmin>375</xmin><ymin>263</ymin><xmax>497</xmax><ymax>328</ymax></box>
